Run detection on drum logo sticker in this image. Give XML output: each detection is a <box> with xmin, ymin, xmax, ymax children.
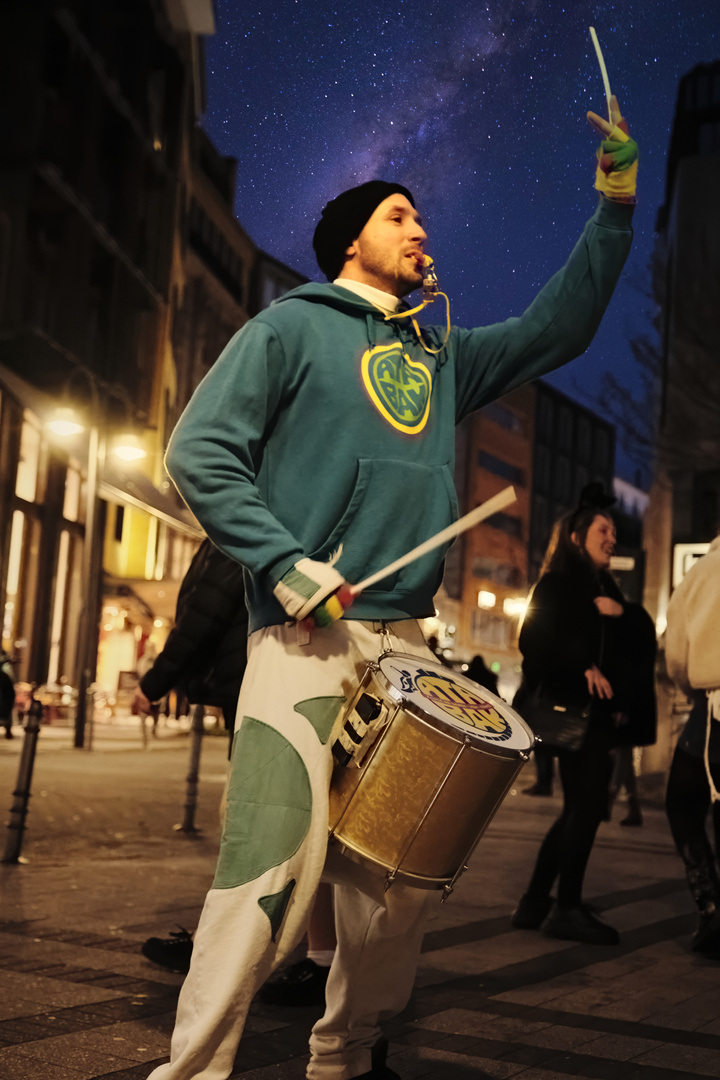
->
<box><xmin>398</xmin><ymin>668</ymin><xmax>512</xmax><ymax>741</ymax></box>
<box><xmin>360</xmin><ymin>342</ymin><xmax>432</xmax><ymax>434</ymax></box>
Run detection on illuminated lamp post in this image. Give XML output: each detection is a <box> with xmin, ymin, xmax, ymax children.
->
<box><xmin>47</xmin><ymin>389</ymin><xmax>146</xmax><ymax>748</ymax></box>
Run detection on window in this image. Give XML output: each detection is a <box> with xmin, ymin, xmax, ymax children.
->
<box><xmin>553</xmin><ymin>456</ymin><xmax>571</xmax><ymax>503</ymax></box>
<box><xmin>477</xmin><ymin>450</ymin><xmax>524</xmax><ymax>486</ymax></box>
<box><xmin>536</xmin><ymin>395</ymin><xmax>554</xmax><ymax>443</ymax></box>
<box><xmin>534</xmin><ymin>445</ymin><xmax>551</xmax><ymax>493</ymax></box>
<box><xmin>483</xmin><ymin>401</ymin><xmax>522</xmax><ymax>433</ymax></box>
<box><xmin>532</xmin><ymin>493</ymin><xmax>550</xmax><ymax>551</ymax></box>
<box><xmin>471</xmin><ymin>610</ymin><xmax>510</xmax><ymax>649</ymax></box>
<box><xmin>114</xmin><ymin>505</ymin><xmax>125</xmax><ymax>543</ymax></box>
<box><xmin>574</xmin><ymin>463</ymin><xmax>590</xmax><ymax>501</ymax></box>
<box><xmin>63</xmin><ymin>464</ymin><xmax>81</xmax><ymax>521</ymax></box>
<box><xmin>15</xmin><ymin>414</ymin><xmax>42</xmax><ymax>501</ymax></box>
<box><xmin>699</xmin><ymin>121</ymin><xmax>720</xmax><ymax>155</ymax></box>
<box><xmin>593</xmin><ymin>428</ymin><xmax>611</xmax><ymax>470</ymax></box>
<box><xmin>558</xmin><ymin>406</ymin><xmax>573</xmax><ymax>452</ymax></box>
<box><xmin>487</xmin><ymin>512</ymin><xmax>523</xmax><ymax>539</ymax></box>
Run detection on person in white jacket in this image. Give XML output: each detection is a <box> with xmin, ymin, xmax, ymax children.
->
<box><xmin>665</xmin><ymin>532</ymin><xmax>720</xmax><ymax>957</ymax></box>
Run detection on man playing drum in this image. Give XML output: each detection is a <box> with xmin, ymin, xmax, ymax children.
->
<box><xmin>149</xmin><ymin>97</ymin><xmax>637</xmax><ymax>1080</ymax></box>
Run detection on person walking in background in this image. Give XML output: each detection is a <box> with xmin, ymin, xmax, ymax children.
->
<box><xmin>511</xmin><ymin>484</ymin><xmax>656</xmax><ymax>945</ymax></box>
<box><xmin>664</xmin><ymin>528</ymin><xmax>720</xmax><ymax>958</ymax></box>
<box><xmin>465</xmin><ymin>654</ymin><xmax>500</xmax><ymax>697</ymax></box>
<box><xmin>131</xmin><ymin>537</ymin><xmax>248</xmax><ymax>750</ymax></box>
<box><xmin>0</xmin><ymin>648</ymin><xmax>15</xmax><ymax>739</ymax></box>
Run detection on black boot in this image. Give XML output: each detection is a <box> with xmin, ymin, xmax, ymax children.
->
<box><xmin>686</xmin><ymin>860</ymin><xmax>720</xmax><ymax>956</ymax></box>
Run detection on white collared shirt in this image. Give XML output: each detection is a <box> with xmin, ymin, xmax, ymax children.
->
<box><xmin>332</xmin><ymin>277</ymin><xmax>401</xmax><ymax>315</ymax></box>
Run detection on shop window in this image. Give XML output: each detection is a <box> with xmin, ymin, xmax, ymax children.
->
<box><xmin>1</xmin><ymin>510</ymin><xmax>42</xmax><ymax>680</ymax></box>
<box><xmin>114</xmin><ymin>505</ymin><xmax>125</xmax><ymax>543</ymax></box>
<box><xmin>63</xmin><ymin>463</ymin><xmax>81</xmax><ymax>521</ymax></box>
<box><xmin>47</xmin><ymin>530</ymin><xmax>70</xmax><ymax>683</ymax></box>
<box><xmin>15</xmin><ymin>414</ymin><xmax>42</xmax><ymax>501</ymax></box>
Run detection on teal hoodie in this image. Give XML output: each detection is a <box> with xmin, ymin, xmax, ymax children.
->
<box><xmin>166</xmin><ymin>196</ymin><xmax>633</xmax><ymax>633</ymax></box>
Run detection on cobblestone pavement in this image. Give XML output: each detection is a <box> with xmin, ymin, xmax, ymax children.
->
<box><xmin>1</xmin><ymin>720</ymin><xmax>720</xmax><ymax>1080</ymax></box>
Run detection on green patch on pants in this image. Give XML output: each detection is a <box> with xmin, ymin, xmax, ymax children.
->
<box><xmin>294</xmin><ymin>696</ymin><xmax>345</xmax><ymax>744</ymax></box>
<box><xmin>258</xmin><ymin>878</ymin><xmax>296</xmax><ymax>940</ymax></box>
<box><xmin>213</xmin><ymin>718</ymin><xmax>312</xmax><ymax>889</ymax></box>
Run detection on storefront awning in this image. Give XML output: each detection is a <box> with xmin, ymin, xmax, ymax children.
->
<box><xmin>99</xmin><ymin>464</ymin><xmax>204</xmax><ymax>540</ymax></box>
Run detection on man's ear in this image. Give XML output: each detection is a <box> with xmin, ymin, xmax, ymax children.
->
<box><xmin>344</xmin><ymin>240</ymin><xmax>357</xmax><ymax>259</ymax></box>
<box><xmin>571</xmin><ymin>531</ymin><xmax>581</xmax><ymax>547</ymax></box>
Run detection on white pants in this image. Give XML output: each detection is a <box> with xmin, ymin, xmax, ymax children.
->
<box><xmin>147</xmin><ymin>619</ymin><xmax>436</xmax><ymax>1080</ymax></box>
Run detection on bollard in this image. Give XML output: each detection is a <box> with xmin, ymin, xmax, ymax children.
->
<box><xmin>85</xmin><ymin>686</ymin><xmax>95</xmax><ymax>750</ymax></box>
<box><xmin>175</xmin><ymin>703</ymin><xmax>205</xmax><ymax>833</ymax></box>
<box><xmin>2</xmin><ymin>695</ymin><xmax>44</xmax><ymax>864</ymax></box>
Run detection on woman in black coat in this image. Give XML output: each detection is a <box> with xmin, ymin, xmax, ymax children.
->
<box><xmin>511</xmin><ymin>486</ymin><xmax>656</xmax><ymax>945</ymax></box>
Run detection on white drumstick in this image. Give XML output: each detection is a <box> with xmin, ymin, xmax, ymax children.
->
<box><xmin>589</xmin><ymin>26</ymin><xmax>612</xmax><ymax>121</ymax></box>
<box><xmin>350</xmin><ymin>486</ymin><xmax>516</xmax><ymax>596</ymax></box>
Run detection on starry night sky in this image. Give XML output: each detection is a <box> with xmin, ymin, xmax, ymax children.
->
<box><xmin>201</xmin><ymin>1</ymin><xmax>719</xmax><ymax>484</ymax></box>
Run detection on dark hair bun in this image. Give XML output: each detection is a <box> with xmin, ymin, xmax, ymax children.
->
<box><xmin>577</xmin><ymin>482</ymin><xmax>616</xmax><ymax>511</ymax></box>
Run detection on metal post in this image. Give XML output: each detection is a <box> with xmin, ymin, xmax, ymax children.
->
<box><xmin>3</xmin><ymin>695</ymin><xmax>44</xmax><ymax>864</ymax></box>
<box><xmin>74</xmin><ymin>425</ymin><xmax>105</xmax><ymax>749</ymax></box>
<box><xmin>175</xmin><ymin>704</ymin><xmax>205</xmax><ymax>833</ymax></box>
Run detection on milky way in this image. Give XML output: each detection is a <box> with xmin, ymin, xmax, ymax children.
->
<box><xmin>203</xmin><ymin>0</ymin><xmax>719</xmax><ymax>483</ymax></box>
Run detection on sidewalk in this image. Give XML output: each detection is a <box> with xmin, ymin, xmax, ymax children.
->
<box><xmin>1</xmin><ymin>732</ymin><xmax>720</xmax><ymax>1080</ymax></box>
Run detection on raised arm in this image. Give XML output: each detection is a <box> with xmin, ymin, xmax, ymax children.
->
<box><xmin>454</xmin><ymin>99</ymin><xmax>637</xmax><ymax>419</ymax></box>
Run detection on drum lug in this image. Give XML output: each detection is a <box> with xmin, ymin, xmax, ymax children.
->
<box><xmin>519</xmin><ymin>751</ymin><xmax>531</xmax><ymax>761</ymax></box>
<box><xmin>384</xmin><ymin>870</ymin><xmax>397</xmax><ymax>892</ymax></box>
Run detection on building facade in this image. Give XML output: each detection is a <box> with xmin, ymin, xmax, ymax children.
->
<box><xmin>643</xmin><ymin>60</ymin><xmax>720</xmax><ymax>776</ymax></box>
<box><xmin>0</xmin><ymin>1</ymin><xmax>305</xmax><ymax>734</ymax></box>
<box><xmin>436</xmin><ymin>381</ymin><xmax>616</xmax><ymax>697</ymax></box>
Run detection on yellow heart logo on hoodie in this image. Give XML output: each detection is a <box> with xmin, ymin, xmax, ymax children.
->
<box><xmin>361</xmin><ymin>342</ymin><xmax>432</xmax><ymax>433</ymax></box>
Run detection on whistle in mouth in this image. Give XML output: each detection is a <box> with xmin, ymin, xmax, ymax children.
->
<box><xmin>421</xmin><ymin>254</ymin><xmax>439</xmax><ymax>299</ymax></box>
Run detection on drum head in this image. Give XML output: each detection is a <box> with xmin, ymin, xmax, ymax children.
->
<box><xmin>378</xmin><ymin>652</ymin><xmax>533</xmax><ymax>754</ymax></box>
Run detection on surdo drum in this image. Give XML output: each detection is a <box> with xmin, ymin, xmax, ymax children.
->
<box><xmin>328</xmin><ymin>652</ymin><xmax>534</xmax><ymax>896</ymax></box>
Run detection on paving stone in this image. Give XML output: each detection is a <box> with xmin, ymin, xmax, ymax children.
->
<box><xmin>520</xmin><ymin>1024</ymin><xmax>607</xmax><ymax>1051</ymax></box>
<box><xmin>401</xmin><ymin>1046</ymin><xmax>526</xmax><ymax>1076</ymax></box>
<box><xmin>0</xmin><ymin>1046</ymin><xmax>87</xmax><ymax>1079</ymax></box>
<box><xmin>576</xmin><ymin>1032</ymin><xmax>666</xmax><ymax>1061</ymax></box>
<box><xmin>418</xmin><ymin>1005</ymin><xmax>552</xmax><ymax>1041</ymax></box>
<box><xmin>632</xmin><ymin>1042</ymin><xmax>720</xmax><ymax>1076</ymax></box>
<box><xmin>94</xmin><ymin>1062</ymin><xmax>168</xmax><ymax>1080</ymax></box>
<box><xmin>4</xmin><ymin>1029</ymin><xmax>139</xmax><ymax>1070</ymax></box>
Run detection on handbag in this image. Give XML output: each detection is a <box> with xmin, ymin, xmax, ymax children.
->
<box><xmin>520</xmin><ymin>693</ymin><xmax>591</xmax><ymax>752</ymax></box>
<box><xmin>519</xmin><ymin>624</ymin><xmax>605</xmax><ymax>753</ymax></box>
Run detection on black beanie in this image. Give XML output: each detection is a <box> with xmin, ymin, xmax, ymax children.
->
<box><xmin>312</xmin><ymin>180</ymin><xmax>416</xmax><ymax>281</ymax></box>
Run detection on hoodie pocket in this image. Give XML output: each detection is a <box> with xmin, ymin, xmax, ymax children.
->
<box><xmin>311</xmin><ymin>458</ymin><xmax>458</xmax><ymax>596</ymax></box>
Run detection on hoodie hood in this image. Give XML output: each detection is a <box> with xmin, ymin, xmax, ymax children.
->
<box><xmin>269</xmin><ymin>282</ymin><xmax>443</xmax><ymax>355</ymax></box>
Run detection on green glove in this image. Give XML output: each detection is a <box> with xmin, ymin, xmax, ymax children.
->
<box><xmin>273</xmin><ymin>558</ymin><xmax>345</xmax><ymax>622</ymax></box>
<box><xmin>587</xmin><ymin>95</ymin><xmax>638</xmax><ymax>203</ymax></box>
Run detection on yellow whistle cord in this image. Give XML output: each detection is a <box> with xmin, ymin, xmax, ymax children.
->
<box><xmin>385</xmin><ymin>290</ymin><xmax>451</xmax><ymax>356</ymax></box>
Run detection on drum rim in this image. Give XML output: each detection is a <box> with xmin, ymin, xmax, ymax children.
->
<box><xmin>373</xmin><ymin>651</ymin><xmax>534</xmax><ymax>758</ymax></box>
